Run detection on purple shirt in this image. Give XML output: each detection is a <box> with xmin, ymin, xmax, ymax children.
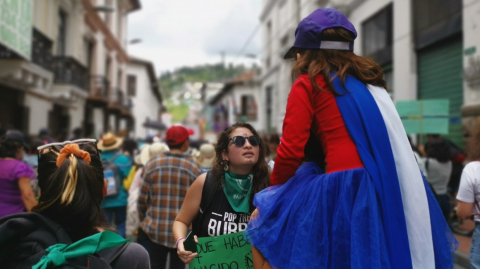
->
<box><xmin>0</xmin><ymin>159</ymin><xmax>35</xmax><ymax>218</ymax></box>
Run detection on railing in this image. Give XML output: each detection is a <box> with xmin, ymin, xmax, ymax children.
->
<box><xmin>32</xmin><ymin>28</ymin><xmax>53</xmax><ymax>71</ymax></box>
<box><xmin>122</xmin><ymin>96</ymin><xmax>133</xmax><ymax>113</ymax></box>
<box><xmin>52</xmin><ymin>56</ymin><xmax>88</xmax><ymax>91</ymax></box>
<box><xmin>89</xmin><ymin>75</ymin><xmax>109</xmax><ymax>99</ymax></box>
<box><xmin>110</xmin><ymin>87</ymin><xmax>123</xmax><ymax>105</ymax></box>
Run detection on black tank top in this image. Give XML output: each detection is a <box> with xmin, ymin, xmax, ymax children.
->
<box><xmin>193</xmin><ymin>175</ymin><xmax>252</xmax><ymax>237</ymax></box>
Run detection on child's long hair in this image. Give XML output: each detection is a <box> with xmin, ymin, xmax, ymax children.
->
<box><xmin>291</xmin><ymin>28</ymin><xmax>387</xmax><ymax>94</ymax></box>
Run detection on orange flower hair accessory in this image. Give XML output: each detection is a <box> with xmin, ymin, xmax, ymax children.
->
<box><xmin>56</xmin><ymin>144</ymin><xmax>91</xmax><ymax>167</ymax></box>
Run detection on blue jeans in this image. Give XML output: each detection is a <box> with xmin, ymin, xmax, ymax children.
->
<box><xmin>471</xmin><ymin>223</ymin><xmax>480</xmax><ymax>268</ymax></box>
<box><xmin>103</xmin><ymin>206</ymin><xmax>126</xmax><ymax>238</ymax></box>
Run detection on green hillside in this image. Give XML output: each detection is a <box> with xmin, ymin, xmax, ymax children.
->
<box><xmin>159</xmin><ymin>63</ymin><xmax>246</xmax><ymax>99</ymax></box>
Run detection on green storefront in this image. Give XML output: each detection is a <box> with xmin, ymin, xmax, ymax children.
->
<box><xmin>417</xmin><ymin>36</ymin><xmax>463</xmax><ymax>148</ymax></box>
<box><xmin>414</xmin><ymin>0</ymin><xmax>463</xmax><ymax>148</ymax></box>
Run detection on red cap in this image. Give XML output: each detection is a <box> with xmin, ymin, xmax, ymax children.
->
<box><xmin>166</xmin><ymin>125</ymin><xmax>189</xmax><ymax>146</ymax></box>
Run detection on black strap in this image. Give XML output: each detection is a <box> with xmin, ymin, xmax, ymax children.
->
<box><xmin>200</xmin><ymin>172</ymin><xmax>217</xmax><ymax>215</ymax></box>
<box><xmin>194</xmin><ymin>172</ymin><xmax>217</xmax><ymax>234</ymax></box>
<box><xmin>99</xmin><ymin>242</ymin><xmax>130</xmax><ymax>264</ymax></box>
<box><xmin>106</xmin><ymin>152</ymin><xmax>121</xmax><ymax>164</ymax></box>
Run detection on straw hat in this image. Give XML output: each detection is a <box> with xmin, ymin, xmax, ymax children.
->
<box><xmin>199</xmin><ymin>144</ymin><xmax>215</xmax><ymax>168</ymax></box>
<box><xmin>97</xmin><ymin>132</ymin><xmax>123</xmax><ymax>151</ymax></box>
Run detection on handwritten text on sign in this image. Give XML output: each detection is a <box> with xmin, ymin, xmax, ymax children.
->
<box><xmin>189</xmin><ymin>231</ymin><xmax>253</xmax><ymax>269</ymax></box>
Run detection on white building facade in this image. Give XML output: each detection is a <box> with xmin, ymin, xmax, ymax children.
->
<box><xmin>126</xmin><ymin>57</ymin><xmax>163</xmax><ymax>139</ymax></box>
<box><xmin>0</xmin><ymin>0</ymin><xmax>140</xmax><ymax>140</ymax></box>
<box><xmin>260</xmin><ymin>0</ymin><xmax>479</xmax><ymax>149</ymax></box>
<box><xmin>209</xmin><ymin>72</ymin><xmax>261</xmax><ymax>133</ymax></box>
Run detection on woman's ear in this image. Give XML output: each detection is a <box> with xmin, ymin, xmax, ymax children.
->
<box><xmin>221</xmin><ymin>150</ymin><xmax>229</xmax><ymax>162</ymax></box>
<box><xmin>102</xmin><ymin>180</ymin><xmax>107</xmax><ymax>197</ymax></box>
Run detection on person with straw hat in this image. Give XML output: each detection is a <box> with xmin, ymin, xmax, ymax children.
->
<box><xmin>98</xmin><ymin>132</ymin><xmax>132</xmax><ymax>238</ymax></box>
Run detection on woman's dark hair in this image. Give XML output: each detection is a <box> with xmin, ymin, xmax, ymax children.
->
<box><xmin>291</xmin><ymin>28</ymin><xmax>387</xmax><ymax>94</ymax></box>
<box><xmin>0</xmin><ymin>139</ymin><xmax>23</xmax><ymax>158</ymax></box>
<box><xmin>211</xmin><ymin>122</ymin><xmax>270</xmax><ymax>207</ymax></box>
<box><xmin>32</xmin><ymin>143</ymin><xmax>109</xmax><ymax>241</ymax></box>
<box><xmin>268</xmin><ymin>133</ymin><xmax>280</xmax><ymax>145</ymax></box>
<box><xmin>425</xmin><ymin>139</ymin><xmax>451</xmax><ymax>163</ymax></box>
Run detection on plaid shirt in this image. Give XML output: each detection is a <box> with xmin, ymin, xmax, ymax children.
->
<box><xmin>138</xmin><ymin>152</ymin><xmax>201</xmax><ymax>248</ymax></box>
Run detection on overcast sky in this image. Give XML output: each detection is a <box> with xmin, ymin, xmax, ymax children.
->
<box><xmin>127</xmin><ymin>0</ymin><xmax>262</xmax><ymax>76</ymax></box>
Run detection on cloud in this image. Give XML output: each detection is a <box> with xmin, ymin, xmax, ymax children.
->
<box><xmin>203</xmin><ymin>1</ymin><xmax>262</xmax><ymax>57</ymax></box>
<box><xmin>127</xmin><ymin>0</ymin><xmax>261</xmax><ymax>73</ymax></box>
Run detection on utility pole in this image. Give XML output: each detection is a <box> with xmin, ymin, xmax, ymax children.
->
<box><xmin>220</xmin><ymin>51</ymin><xmax>225</xmax><ymax>67</ymax></box>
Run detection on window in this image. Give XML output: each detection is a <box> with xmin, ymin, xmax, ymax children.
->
<box><xmin>413</xmin><ymin>0</ymin><xmax>462</xmax><ymax>49</ymax></box>
<box><xmin>57</xmin><ymin>10</ymin><xmax>67</xmax><ymax>55</ymax></box>
<box><xmin>127</xmin><ymin>75</ymin><xmax>136</xmax><ymax>97</ymax></box>
<box><xmin>239</xmin><ymin>95</ymin><xmax>257</xmax><ymax>120</ymax></box>
<box><xmin>362</xmin><ymin>5</ymin><xmax>392</xmax><ymax>66</ymax></box>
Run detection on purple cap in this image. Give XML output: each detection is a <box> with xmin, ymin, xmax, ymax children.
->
<box><xmin>284</xmin><ymin>8</ymin><xmax>357</xmax><ymax>59</ymax></box>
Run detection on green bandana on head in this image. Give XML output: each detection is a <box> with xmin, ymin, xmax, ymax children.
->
<box><xmin>223</xmin><ymin>171</ymin><xmax>253</xmax><ymax>213</ymax></box>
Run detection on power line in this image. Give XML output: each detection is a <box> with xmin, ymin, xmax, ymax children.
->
<box><xmin>235</xmin><ymin>23</ymin><xmax>262</xmax><ymax>58</ymax></box>
<box><xmin>232</xmin><ymin>0</ymin><xmax>318</xmax><ymax>62</ymax></box>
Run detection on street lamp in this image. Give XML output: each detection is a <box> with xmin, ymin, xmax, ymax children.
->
<box><xmin>93</xmin><ymin>6</ymin><xmax>115</xmax><ymax>12</ymax></box>
<box><xmin>129</xmin><ymin>39</ymin><xmax>142</xmax><ymax>45</ymax></box>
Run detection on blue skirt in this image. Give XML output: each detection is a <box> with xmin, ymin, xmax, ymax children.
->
<box><xmin>245</xmin><ymin>162</ymin><xmax>456</xmax><ymax>269</ymax></box>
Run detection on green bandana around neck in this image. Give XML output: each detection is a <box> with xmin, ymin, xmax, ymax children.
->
<box><xmin>223</xmin><ymin>171</ymin><xmax>253</xmax><ymax>213</ymax></box>
<box><xmin>32</xmin><ymin>231</ymin><xmax>129</xmax><ymax>269</ymax></box>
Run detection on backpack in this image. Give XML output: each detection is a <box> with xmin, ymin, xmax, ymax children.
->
<box><xmin>103</xmin><ymin>153</ymin><xmax>121</xmax><ymax>197</ymax></box>
<box><xmin>0</xmin><ymin>213</ymin><xmax>129</xmax><ymax>269</ymax></box>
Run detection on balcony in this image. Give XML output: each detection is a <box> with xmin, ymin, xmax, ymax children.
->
<box><xmin>108</xmin><ymin>87</ymin><xmax>123</xmax><ymax>112</ymax></box>
<box><xmin>52</xmin><ymin>56</ymin><xmax>88</xmax><ymax>91</ymax></box>
<box><xmin>0</xmin><ymin>29</ymin><xmax>53</xmax><ymax>90</ymax></box>
<box><xmin>88</xmin><ymin>75</ymin><xmax>109</xmax><ymax>105</ymax></box>
<box><xmin>32</xmin><ymin>29</ymin><xmax>53</xmax><ymax>71</ymax></box>
<box><xmin>121</xmin><ymin>96</ymin><xmax>133</xmax><ymax>117</ymax></box>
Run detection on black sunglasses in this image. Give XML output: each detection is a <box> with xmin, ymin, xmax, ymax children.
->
<box><xmin>229</xmin><ymin>136</ymin><xmax>260</xmax><ymax>147</ymax></box>
<box><xmin>37</xmin><ymin>139</ymin><xmax>99</xmax><ymax>159</ymax></box>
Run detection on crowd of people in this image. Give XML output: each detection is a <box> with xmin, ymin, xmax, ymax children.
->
<box><xmin>1</xmin><ymin>7</ymin><xmax>480</xmax><ymax>269</ymax></box>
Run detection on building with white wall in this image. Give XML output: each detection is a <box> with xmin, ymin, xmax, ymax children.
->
<box><xmin>209</xmin><ymin>72</ymin><xmax>261</xmax><ymax>133</ymax></box>
<box><xmin>260</xmin><ymin>0</ymin><xmax>479</xmax><ymax>149</ymax></box>
<box><xmin>126</xmin><ymin>57</ymin><xmax>163</xmax><ymax>139</ymax></box>
<box><xmin>0</xmin><ymin>0</ymin><xmax>140</xmax><ymax>140</ymax></box>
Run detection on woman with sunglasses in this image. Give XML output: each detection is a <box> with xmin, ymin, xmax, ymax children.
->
<box><xmin>173</xmin><ymin>122</ymin><xmax>270</xmax><ymax>264</ymax></box>
<box><xmin>0</xmin><ymin>139</ymin><xmax>150</xmax><ymax>268</ymax></box>
<box><xmin>245</xmin><ymin>8</ymin><xmax>456</xmax><ymax>269</ymax></box>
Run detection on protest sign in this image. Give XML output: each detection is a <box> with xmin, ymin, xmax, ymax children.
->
<box><xmin>189</xmin><ymin>231</ymin><xmax>253</xmax><ymax>269</ymax></box>
<box><xmin>395</xmin><ymin>99</ymin><xmax>449</xmax><ymax>134</ymax></box>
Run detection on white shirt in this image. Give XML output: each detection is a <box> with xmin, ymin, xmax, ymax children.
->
<box><xmin>425</xmin><ymin>158</ymin><xmax>452</xmax><ymax>195</ymax></box>
<box><xmin>457</xmin><ymin>161</ymin><xmax>480</xmax><ymax>221</ymax></box>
